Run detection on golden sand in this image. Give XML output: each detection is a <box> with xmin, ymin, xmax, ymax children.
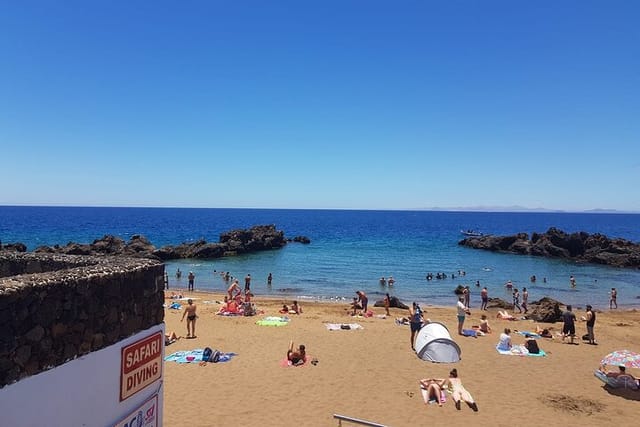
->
<box><xmin>162</xmin><ymin>292</ymin><xmax>639</xmax><ymax>427</ymax></box>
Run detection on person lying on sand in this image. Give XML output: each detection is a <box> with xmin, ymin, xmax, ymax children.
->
<box><xmin>535</xmin><ymin>325</ymin><xmax>553</xmax><ymax>338</ymax></box>
<box><xmin>165</xmin><ymin>331</ymin><xmax>180</xmax><ymax>345</ymax></box>
<box><xmin>497</xmin><ymin>310</ymin><xmax>517</xmax><ymax>320</ymax></box>
<box><xmin>419</xmin><ymin>378</ymin><xmax>447</xmax><ymax>406</ymax></box>
<box><xmin>442</xmin><ymin>369</ymin><xmax>478</xmax><ymax>411</ymax></box>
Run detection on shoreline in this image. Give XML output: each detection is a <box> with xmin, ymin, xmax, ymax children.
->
<box><xmin>164</xmin><ymin>286</ymin><xmax>640</xmax><ymax>311</ymax></box>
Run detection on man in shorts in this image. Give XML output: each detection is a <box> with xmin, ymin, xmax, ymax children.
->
<box><xmin>561</xmin><ymin>305</ymin><xmax>577</xmax><ymax>344</ymax></box>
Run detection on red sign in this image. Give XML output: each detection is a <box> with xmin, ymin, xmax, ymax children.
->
<box><xmin>120</xmin><ymin>331</ymin><xmax>163</xmax><ymax>401</ymax></box>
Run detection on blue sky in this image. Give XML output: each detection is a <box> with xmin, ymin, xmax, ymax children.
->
<box><xmin>1</xmin><ymin>1</ymin><xmax>638</xmax><ymax>211</ymax></box>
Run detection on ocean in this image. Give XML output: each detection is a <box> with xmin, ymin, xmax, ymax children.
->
<box><xmin>1</xmin><ymin>206</ymin><xmax>639</xmax><ymax>310</ymax></box>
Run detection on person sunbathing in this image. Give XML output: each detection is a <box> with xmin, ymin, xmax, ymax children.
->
<box><xmin>479</xmin><ymin>314</ymin><xmax>492</xmax><ymax>333</ymax></box>
<box><xmin>497</xmin><ymin>328</ymin><xmax>513</xmax><ymax>351</ymax></box>
<box><xmin>442</xmin><ymin>369</ymin><xmax>478</xmax><ymax>411</ymax></box>
<box><xmin>599</xmin><ymin>365</ymin><xmax>635</xmax><ymax>380</ymax></box>
<box><xmin>535</xmin><ymin>325</ymin><xmax>553</xmax><ymax>338</ymax></box>
<box><xmin>291</xmin><ymin>301</ymin><xmax>302</xmax><ymax>314</ymax></box>
<box><xmin>497</xmin><ymin>310</ymin><xmax>517</xmax><ymax>320</ymax></box>
<box><xmin>287</xmin><ymin>340</ymin><xmax>306</xmax><ymax>365</ymax></box>
<box><xmin>419</xmin><ymin>378</ymin><xmax>446</xmax><ymax>406</ymax></box>
<box><xmin>279</xmin><ymin>304</ymin><xmax>290</xmax><ymax>314</ymax></box>
<box><xmin>165</xmin><ymin>331</ymin><xmax>179</xmax><ymax>345</ymax></box>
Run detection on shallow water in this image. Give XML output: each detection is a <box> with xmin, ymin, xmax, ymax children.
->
<box><xmin>2</xmin><ymin>206</ymin><xmax>639</xmax><ymax>309</ymax></box>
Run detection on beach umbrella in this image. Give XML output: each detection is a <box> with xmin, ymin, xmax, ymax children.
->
<box><xmin>600</xmin><ymin>350</ymin><xmax>640</xmax><ymax>369</ymax></box>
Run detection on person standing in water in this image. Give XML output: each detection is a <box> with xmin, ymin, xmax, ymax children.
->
<box><xmin>610</xmin><ymin>288</ymin><xmax>617</xmax><ymax>309</ymax></box>
<box><xmin>187</xmin><ymin>271</ymin><xmax>195</xmax><ymax>291</ymax></box>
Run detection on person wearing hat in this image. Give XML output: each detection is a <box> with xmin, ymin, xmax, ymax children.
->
<box><xmin>585</xmin><ymin>305</ymin><xmax>597</xmax><ymax>345</ymax></box>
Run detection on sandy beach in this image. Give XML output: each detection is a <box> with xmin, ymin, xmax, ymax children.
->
<box><xmin>162</xmin><ymin>292</ymin><xmax>640</xmax><ymax>427</ymax></box>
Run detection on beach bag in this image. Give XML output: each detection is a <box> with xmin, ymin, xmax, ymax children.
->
<box><xmin>202</xmin><ymin>347</ymin><xmax>213</xmax><ymax>362</ymax></box>
<box><xmin>202</xmin><ymin>347</ymin><xmax>222</xmax><ymax>363</ymax></box>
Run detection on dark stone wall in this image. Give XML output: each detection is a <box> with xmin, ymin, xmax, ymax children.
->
<box><xmin>0</xmin><ymin>252</ymin><xmax>164</xmax><ymax>388</ymax></box>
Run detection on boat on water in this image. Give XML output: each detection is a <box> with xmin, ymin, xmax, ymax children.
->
<box><xmin>460</xmin><ymin>229</ymin><xmax>484</xmax><ymax>237</ymax></box>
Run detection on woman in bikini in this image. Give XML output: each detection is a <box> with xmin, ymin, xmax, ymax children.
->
<box><xmin>419</xmin><ymin>378</ymin><xmax>446</xmax><ymax>406</ymax></box>
<box><xmin>181</xmin><ymin>298</ymin><xmax>197</xmax><ymax>338</ymax></box>
<box><xmin>442</xmin><ymin>369</ymin><xmax>478</xmax><ymax>411</ymax></box>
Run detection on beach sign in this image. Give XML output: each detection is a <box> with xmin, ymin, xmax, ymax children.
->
<box><xmin>120</xmin><ymin>331</ymin><xmax>163</xmax><ymax>401</ymax></box>
<box><xmin>113</xmin><ymin>393</ymin><xmax>159</xmax><ymax>427</ymax></box>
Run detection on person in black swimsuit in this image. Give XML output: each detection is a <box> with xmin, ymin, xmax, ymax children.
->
<box><xmin>181</xmin><ymin>299</ymin><xmax>197</xmax><ymax>338</ymax></box>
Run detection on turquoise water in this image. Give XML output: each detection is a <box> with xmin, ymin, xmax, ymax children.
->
<box><xmin>1</xmin><ymin>207</ymin><xmax>639</xmax><ymax>309</ymax></box>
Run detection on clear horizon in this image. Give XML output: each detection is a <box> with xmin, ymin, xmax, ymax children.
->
<box><xmin>1</xmin><ymin>1</ymin><xmax>639</xmax><ymax>211</ymax></box>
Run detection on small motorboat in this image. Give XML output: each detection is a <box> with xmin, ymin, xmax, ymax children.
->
<box><xmin>460</xmin><ymin>229</ymin><xmax>483</xmax><ymax>237</ymax></box>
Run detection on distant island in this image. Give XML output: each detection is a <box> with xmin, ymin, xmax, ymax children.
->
<box><xmin>459</xmin><ymin>227</ymin><xmax>640</xmax><ymax>268</ymax></box>
<box><xmin>422</xmin><ymin>206</ymin><xmax>638</xmax><ymax>213</ymax></box>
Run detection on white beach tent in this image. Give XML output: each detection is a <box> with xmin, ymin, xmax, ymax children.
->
<box><xmin>414</xmin><ymin>321</ymin><xmax>461</xmax><ymax>363</ymax></box>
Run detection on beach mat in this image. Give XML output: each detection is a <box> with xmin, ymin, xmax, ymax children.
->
<box><xmin>165</xmin><ymin>349</ymin><xmax>237</xmax><ymax>363</ymax></box>
<box><xmin>496</xmin><ymin>345</ymin><xmax>546</xmax><ymax>357</ymax></box>
<box><xmin>325</xmin><ymin>323</ymin><xmax>363</xmax><ymax>331</ymax></box>
<box><xmin>256</xmin><ymin>316</ymin><xmax>290</xmax><ymax>326</ymax></box>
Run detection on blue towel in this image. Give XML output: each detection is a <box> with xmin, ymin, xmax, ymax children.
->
<box><xmin>165</xmin><ymin>349</ymin><xmax>237</xmax><ymax>363</ymax></box>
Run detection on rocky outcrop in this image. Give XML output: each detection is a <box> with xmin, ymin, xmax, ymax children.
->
<box><xmin>459</xmin><ymin>227</ymin><xmax>640</xmax><ymax>268</ymax></box>
<box><xmin>22</xmin><ymin>225</ymin><xmax>310</xmax><ymax>261</ymax></box>
<box><xmin>373</xmin><ymin>296</ymin><xmax>409</xmax><ymax>309</ymax></box>
<box><xmin>527</xmin><ymin>297</ymin><xmax>565</xmax><ymax>323</ymax></box>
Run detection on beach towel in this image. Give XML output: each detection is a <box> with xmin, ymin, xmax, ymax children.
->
<box><xmin>462</xmin><ymin>329</ymin><xmax>484</xmax><ymax>338</ymax></box>
<box><xmin>420</xmin><ymin>387</ymin><xmax>447</xmax><ymax>404</ymax></box>
<box><xmin>217</xmin><ymin>311</ymin><xmax>243</xmax><ymax>316</ymax></box>
<box><xmin>325</xmin><ymin>323</ymin><xmax>364</xmax><ymax>331</ymax></box>
<box><xmin>517</xmin><ymin>331</ymin><xmax>541</xmax><ymax>339</ymax></box>
<box><xmin>496</xmin><ymin>344</ymin><xmax>546</xmax><ymax>357</ymax></box>
<box><xmin>168</xmin><ymin>302</ymin><xmax>181</xmax><ymax>310</ymax></box>
<box><xmin>256</xmin><ymin>316</ymin><xmax>290</xmax><ymax>326</ymax></box>
<box><xmin>165</xmin><ymin>349</ymin><xmax>237</xmax><ymax>363</ymax></box>
<box><xmin>280</xmin><ymin>355</ymin><xmax>314</xmax><ymax>367</ymax></box>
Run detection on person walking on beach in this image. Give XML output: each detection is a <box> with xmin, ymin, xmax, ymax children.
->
<box><xmin>456</xmin><ymin>296</ymin><xmax>471</xmax><ymax>336</ymax></box>
<box><xmin>181</xmin><ymin>298</ymin><xmax>197</xmax><ymax>338</ymax></box>
<box><xmin>561</xmin><ymin>305</ymin><xmax>577</xmax><ymax>344</ymax></box>
<box><xmin>384</xmin><ymin>293</ymin><xmax>391</xmax><ymax>316</ymax></box>
<box><xmin>585</xmin><ymin>305</ymin><xmax>597</xmax><ymax>345</ymax></box>
<box><xmin>187</xmin><ymin>271</ymin><xmax>195</xmax><ymax>291</ymax></box>
<box><xmin>512</xmin><ymin>288</ymin><xmax>522</xmax><ymax>313</ymax></box>
<box><xmin>480</xmin><ymin>286</ymin><xmax>488</xmax><ymax>311</ymax></box>
<box><xmin>409</xmin><ymin>302</ymin><xmax>425</xmax><ymax>350</ymax></box>
<box><xmin>610</xmin><ymin>288</ymin><xmax>617</xmax><ymax>309</ymax></box>
<box><xmin>521</xmin><ymin>287</ymin><xmax>529</xmax><ymax>314</ymax></box>
<box><xmin>244</xmin><ymin>273</ymin><xmax>251</xmax><ymax>291</ymax></box>
<box><xmin>164</xmin><ymin>272</ymin><xmax>169</xmax><ymax>289</ymax></box>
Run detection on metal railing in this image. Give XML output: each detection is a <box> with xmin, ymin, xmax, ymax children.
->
<box><xmin>333</xmin><ymin>414</ymin><xmax>387</xmax><ymax>427</ymax></box>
